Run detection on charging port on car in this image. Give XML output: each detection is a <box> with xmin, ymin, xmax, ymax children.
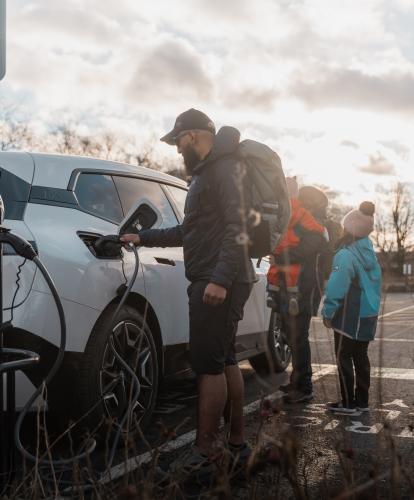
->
<box><xmin>77</xmin><ymin>231</ymin><xmax>122</xmax><ymax>259</ymax></box>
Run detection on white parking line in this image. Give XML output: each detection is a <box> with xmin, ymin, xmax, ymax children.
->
<box><xmin>384</xmin><ymin>324</ymin><xmax>414</xmax><ymax>338</ymax></box>
<box><xmin>311</xmin><ymin>364</ymin><xmax>414</xmax><ymax>380</ymax></box>
<box><xmin>378</xmin><ymin>304</ymin><xmax>414</xmax><ymax>320</ymax></box>
<box><xmin>101</xmin><ymin>362</ymin><xmax>414</xmax><ymax>483</ymax></box>
<box><xmin>310</xmin><ymin>338</ymin><xmax>414</xmax><ymax>343</ymax></box>
<box><xmin>375</xmin><ymin>338</ymin><xmax>414</xmax><ymax>342</ymax></box>
<box><xmin>100</xmin><ymin>364</ymin><xmax>334</xmax><ymax>483</ymax></box>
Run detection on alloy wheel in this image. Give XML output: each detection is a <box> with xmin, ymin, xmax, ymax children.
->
<box><xmin>99</xmin><ymin>320</ymin><xmax>155</xmax><ymax>429</ymax></box>
<box><xmin>272</xmin><ymin>314</ymin><xmax>291</xmax><ymax>367</ymax></box>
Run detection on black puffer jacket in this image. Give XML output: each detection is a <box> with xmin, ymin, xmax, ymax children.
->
<box><xmin>139</xmin><ymin>126</ymin><xmax>256</xmax><ymax>289</ymax></box>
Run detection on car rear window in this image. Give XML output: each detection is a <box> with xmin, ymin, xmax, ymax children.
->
<box><xmin>113</xmin><ymin>176</ymin><xmax>178</xmax><ymax>229</ymax></box>
<box><xmin>75</xmin><ymin>173</ymin><xmax>123</xmax><ymax>223</ymax></box>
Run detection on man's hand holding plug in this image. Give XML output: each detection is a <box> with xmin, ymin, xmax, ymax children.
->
<box><xmin>120</xmin><ymin>234</ymin><xmax>141</xmax><ymax>246</ymax></box>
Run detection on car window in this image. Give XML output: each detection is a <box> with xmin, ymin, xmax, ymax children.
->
<box><xmin>113</xmin><ymin>176</ymin><xmax>178</xmax><ymax>229</ymax></box>
<box><xmin>75</xmin><ymin>173</ymin><xmax>123</xmax><ymax>223</ymax></box>
<box><xmin>165</xmin><ymin>185</ymin><xmax>188</xmax><ymax>219</ymax></box>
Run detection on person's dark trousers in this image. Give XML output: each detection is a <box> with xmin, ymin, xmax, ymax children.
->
<box><xmin>334</xmin><ymin>331</ymin><xmax>370</xmax><ymax>407</ymax></box>
<box><xmin>285</xmin><ymin>312</ymin><xmax>313</xmax><ymax>394</ymax></box>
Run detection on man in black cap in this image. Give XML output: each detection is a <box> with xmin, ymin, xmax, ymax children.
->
<box><xmin>121</xmin><ymin>108</ymin><xmax>255</xmax><ymax>473</ymax></box>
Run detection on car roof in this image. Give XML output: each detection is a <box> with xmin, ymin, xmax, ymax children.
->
<box><xmin>0</xmin><ymin>151</ymin><xmax>187</xmax><ymax>190</ymax></box>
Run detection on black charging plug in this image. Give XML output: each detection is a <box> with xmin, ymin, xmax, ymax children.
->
<box><xmin>0</xmin><ymin>231</ymin><xmax>38</xmax><ymax>260</ymax></box>
<box><xmin>93</xmin><ymin>235</ymin><xmax>122</xmax><ymax>258</ymax></box>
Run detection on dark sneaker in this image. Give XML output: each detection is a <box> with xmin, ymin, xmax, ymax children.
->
<box><xmin>288</xmin><ymin>297</ymin><xmax>300</xmax><ymax>316</ymax></box>
<box><xmin>279</xmin><ymin>383</ymin><xmax>293</xmax><ymax>394</ymax></box>
<box><xmin>228</xmin><ymin>442</ymin><xmax>252</xmax><ymax>478</ymax></box>
<box><xmin>168</xmin><ymin>446</ymin><xmax>217</xmax><ymax>482</ymax></box>
<box><xmin>283</xmin><ymin>390</ymin><xmax>314</xmax><ymax>404</ymax></box>
<box><xmin>326</xmin><ymin>402</ymin><xmax>358</xmax><ymax>414</ymax></box>
<box><xmin>228</xmin><ymin>442</ymin><xmax>251</xmax><ymax>462</ymax></box>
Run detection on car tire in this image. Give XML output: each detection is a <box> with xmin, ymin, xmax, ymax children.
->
<box><xmin>77</xmin><ymin>303</ymin><xmax>159</xmax><ymax>434</ymax></box>
<box><xmin>249</xmin><ymin>310</ymin><xmax>291</xmax><ymax>375</ymax></box>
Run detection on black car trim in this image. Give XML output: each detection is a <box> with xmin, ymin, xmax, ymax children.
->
<box><xmin>67</xmin><ymin>168</ymin><xmax>186</xmax><ymax>191</ymax></box>
<box><xmin>28</xmin><ymin>185</ymin><xmax>122</xmax><ymax>225</ymax></box>
<box><xmin>29</xmin><ymin>186</ymin><xmax>78</xmax><ymax>206</ymax></box>
<box><xmin>0</xmin><ymin>167</ymin><xmax>32</xmax><ymax>220</ymax></box>
<box><xmin>29</xmin><ymin>196</ymin><xmax>122</xmax><ymax>225</ymax></box>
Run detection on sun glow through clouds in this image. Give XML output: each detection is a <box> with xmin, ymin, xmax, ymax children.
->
<box><xmin>1</xmin><ymin>0</ymin><xmax>413</xmax><ymax>206</ymax></box>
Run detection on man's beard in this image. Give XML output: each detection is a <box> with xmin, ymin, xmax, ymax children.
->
<box><xmin>182</xmin><ymin>144</ymin><xmax>200</xmax><ymax>175</ymax></box>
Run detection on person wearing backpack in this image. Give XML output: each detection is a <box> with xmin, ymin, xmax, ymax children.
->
<box><xmin>273</xmin><ymin>186</ymin><xmax>331</xmax><ymax>403</ymax></box>
<box><xmin>120</xmin><ymin>109</ymin><xmax>257</xmax><ymax>477</ymax></box>
<box><xmin>322</xmin><ymin>202</ymin><xmax>381</xmax><ymax>414</ymax></box>
<box><xmin>267</xmin><ymin>177</ymin><xmax>329</xmax><ymax>316</ymax></box>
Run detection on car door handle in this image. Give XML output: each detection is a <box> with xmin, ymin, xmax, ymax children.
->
<box><xmin>154</xmin><ymin>257</ymin><xmax>176</xmax><ymax>266</ymax></box>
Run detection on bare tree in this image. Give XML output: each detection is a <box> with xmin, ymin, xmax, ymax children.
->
<box><xmin>130</xmin><ymin>141</ymin><xmax>162</xmax><ymax>170</ymax></box>
<box><xmin>374</xmin><ymin>182</ymin><xmax>414</xmax><ymax>275</ymax></box>
<box><xmin>51</xmin><ymin>124</ymin><xmax>81</xmax><ymax>154</ymax></box>
<box><xmin>164</xmin><ymin>166</ymin><xmax>186</xmax><ymax>181</ymax></box>
<box><xmin>0</xmin><ymin>102</ymin><xmax>187</xmax><ymax>183</ymax></box>
<box><xmin>0</xmin><ymin>121</ymin><xmax>33</xmax><ymax>151</ymax></box>
<box><xmin>101</xmin><ymin>132</ymin><xmax>117</xmax><ymax>160</ymax></box>
<box><xmin>391</xmin><ymin>182</ymin><xmax>414</xmax><ymax>275</ymax></box>
<box><xmin>373</xmin><ymin>211</ymin><xmax>395</xmax><ymax>274</ymax></box>
<box><xmin>0</xmin><ymin>98</ymin><xmax>35</xmax><ymax>151</ymax></box>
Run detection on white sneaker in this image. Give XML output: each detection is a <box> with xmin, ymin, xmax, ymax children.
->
<box><xmin>326</xmin><ymin>402</ymin><xmax>358</xmax><ymax>415</ymax></box>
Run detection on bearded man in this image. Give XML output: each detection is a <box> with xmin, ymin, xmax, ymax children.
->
<box><xmin>121</xmin><ymin>108</ymin><xmax>255</xmax><ymax>476</ymax></box>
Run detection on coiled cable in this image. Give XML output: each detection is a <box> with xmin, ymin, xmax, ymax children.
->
<box><xmin>3</xmin><ymin>233</ymin><xmax>142</xmax><ymax>491</ymax></box>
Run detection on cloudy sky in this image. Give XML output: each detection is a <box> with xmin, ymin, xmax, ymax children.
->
<box><xmin>2</xmin><ymin>0</ymin><xmax>414</xmax><ymax>205</ymax></box>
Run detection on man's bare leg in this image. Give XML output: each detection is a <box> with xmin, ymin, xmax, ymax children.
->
<box><xmin>223</xmin><ymin>364</ymin><xmax>245</xmax><ymax>445</ymax></box>
<box><xmin>196</xmin><ymin>373</ymin><xmax>227</xmax><ymax>454</ymax></box>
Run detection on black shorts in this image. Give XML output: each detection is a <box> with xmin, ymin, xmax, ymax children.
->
<box><xmin>188</xmin><ymin>280</ymin><xmax>252</xmax><ymax>375</ymax></box>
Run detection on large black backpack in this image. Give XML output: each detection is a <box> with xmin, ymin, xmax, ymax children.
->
<box><xmin>237</xmin><ymin>139</ymin><xmax>291</xmax><ymax>258</ymax></box>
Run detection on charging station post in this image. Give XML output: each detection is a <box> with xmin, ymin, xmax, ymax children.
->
<box><xmin>0</xmin><ymin>195</ymin><xmax>6</xmax><ymax>491</ymax></box>
<box><xmin>0</xmin><ymin>194</ymin><xmax>14</xmax><ymax>492</ymax></box>
<box><xmin>0</xmin><ymin>196</ymin><xmax>40</xmax><ymax>493</ymax></box>
<box><xmin>0</xmin><ymin>0</ymin><xmax>5</xmax><ymax>80</ymax></box>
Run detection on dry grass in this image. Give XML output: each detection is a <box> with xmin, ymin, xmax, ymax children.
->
<box><xmin>2</xmin><ymin>291</ymin><xmax>414</xmax><ymax>500</ymax></box>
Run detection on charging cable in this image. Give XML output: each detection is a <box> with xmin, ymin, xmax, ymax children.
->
<box><xmin>0</xmin><ymin>234</ymin><xmax>98</xmax><ymax>465</ymax></box>
<box><xmin>103</xmin><ymin>241</ymin><xmax>142</xmax><ymax>471</ymax></box>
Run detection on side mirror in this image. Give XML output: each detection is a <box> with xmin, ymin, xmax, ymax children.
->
<box><xmin>119</xmin><ymin>203</ymin><xmax>158</xmax><ymax>235</ymax></box>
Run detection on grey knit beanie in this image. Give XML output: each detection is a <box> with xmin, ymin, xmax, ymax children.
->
<box><xmin>342</xmin><ymin>201</ymin><xmax>375</xmax><ymax>238</ymax></box>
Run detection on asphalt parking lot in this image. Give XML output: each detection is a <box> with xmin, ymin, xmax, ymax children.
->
<box><xmin>106</xmin><ymin>292</ymin><xmax>414</xmax><ymax>498</ymax></box>
<box><xmin>12</xmin><ymin>293</ymin><xmax>413</xmax><ymax>498</ymax></box>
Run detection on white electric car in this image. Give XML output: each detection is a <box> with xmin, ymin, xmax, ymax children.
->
<box><xmin>1</xmin><ymin>151</ymin><xmax>288</xmax><ymax>428</ymax></box>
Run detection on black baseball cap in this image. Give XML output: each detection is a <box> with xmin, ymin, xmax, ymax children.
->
<box><xmin>160</xmin><ymin>108</ymin><xmax>216</xmax><ymax>145</ymax></box>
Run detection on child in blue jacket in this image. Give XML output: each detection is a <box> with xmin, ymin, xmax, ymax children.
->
<box><xmin>322</xmin><ymin>201</ymin><xmax>382</xmax><ymax>414</ymax></box>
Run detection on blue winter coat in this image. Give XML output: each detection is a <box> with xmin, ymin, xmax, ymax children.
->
<box><xmin>321</xmin><ymin>237</ymin><xmax>382</xmax><ymax>341</ymax></box>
